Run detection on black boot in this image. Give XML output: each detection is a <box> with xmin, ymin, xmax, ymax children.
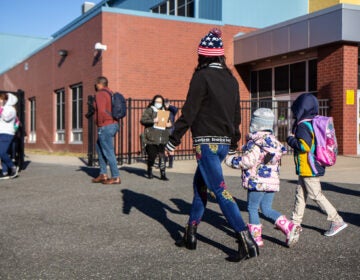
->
<box><xmin>175</xmin><ymin>224</ymin><xmax>197</xmax><ymax>250</ymax></box>
<box><xmin>147</xmin><ymin>165</ymin><xmax>153</xmax><ymax>179</ymax></box>
<box><xmin>232</xmin><ymin>230</ymin><xmax>259</xmax><ymax>262</ymax></box>
<box><xmin>168</xmin><ymin>155</ymin><xmax>174</xmax><ymax>168</ymax></box>
<box><xmin>160</xmin><ymin>169</ymin><xmax>169</xmax><ymax>181</ymax></box>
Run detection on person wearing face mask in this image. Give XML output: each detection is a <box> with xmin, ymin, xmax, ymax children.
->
<box><xmin>141</xmin><ymin>95</ymin><xmax>172</xmax><ymax>180</ymax></box>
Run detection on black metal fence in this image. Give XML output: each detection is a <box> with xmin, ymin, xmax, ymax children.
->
<box><xmin>0</xmin><ymin>89</ymin><xmax>25</xmax><ymax>170</ymax></box>
<box><xmin>86</xmin><ymin>97</ymin><xmax>330</xmax><ymax>166</ymax></box>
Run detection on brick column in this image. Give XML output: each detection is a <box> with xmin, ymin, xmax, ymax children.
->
<box><xmin>317</xmin><ymin>43</ymin><xmax>358</xmax><ymax>155</ymax></box>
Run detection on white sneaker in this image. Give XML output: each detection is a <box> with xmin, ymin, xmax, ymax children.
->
<box><xmin>0</xmin><ymin>173</ymin><xmax>10</xmax><ymax>180</ymax></box>
<box><xmin>324</xmin><ymin>221</ymin><xmax>348</xmax><ymax>237</ymax></box>
<box><xmin>9</xmin><ymin>166</ymin><xmax>19</xmax><ymax>179</ymax></box>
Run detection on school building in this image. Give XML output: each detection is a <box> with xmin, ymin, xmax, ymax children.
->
<box><xmin>0</xmin><ymin>0</ymin><xmax>359</xmax><ymax>157</ymax></box>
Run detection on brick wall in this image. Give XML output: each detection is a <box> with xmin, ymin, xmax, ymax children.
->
<box><xmin>100</xmin><ymin>12</ymin><xmax>254</xmax><ymax>100</ymax></box>
<box><xmin>317</xmin><ymin>43</ymin><xmax>358</xmax><ymax>155</ymax></box>
<box><xmin>0</xmin><ymin>11</ymin><xmax>254</xmax><ymax>154</ymax></box>
<box><xmin>0</xmin><ymin>15</ymin><xmax>103</xmax><ymax>154</ymax></box>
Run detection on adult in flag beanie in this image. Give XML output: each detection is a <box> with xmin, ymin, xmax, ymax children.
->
<box><xmin>198</xmin><ymin>28</ymin><xmax>224</xmax><ymax>56</ymax></box>
<box><xmin>166</xmin><ymin>27</ymin><xmax>259</xmax><ymax>262</ymax></box>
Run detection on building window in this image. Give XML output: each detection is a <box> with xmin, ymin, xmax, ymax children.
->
<box><xmin>308</xmin><ymin>59</ymin><xmax>317</xmax><ymax>92</ymax></box>
<box><xmin>275</xmin><ymin>65</ymin><xmax>289</xmax><ymax>95</ymax></box>
<box><xmin>250</xmin><ymin>71</ymin><xmax>258</xmax><ymax>99</ymax></box>
<box><xmin>251</xmin><ymin>58</ymin><xmax>317</xmax><ymax>102</ymax></box>
<box><xmin>258</xmin><ymin>68</ymin><xmax>272</xmax><ymax>98</ymax></box>
<box><xmin>151</xmin><ymin>0</ymin><xmax>194</xmax><ymax>17</ymax></box>
<box><xmin>29</xmin><ymin>98</ymin><xmax>36</xmax><ymax>142</ymax></box>
<box><xmin>71</xmin><ymin>84</ymin><xmax>83</xmax><ymax>143</ymax></box>
<box><xmin>55</xmin><ymin>89</ymin><xmax>65</xmax><ymax>143</ymax></box>
<box><xmin>290</xmin><ymin>61</ymin><xmax>306</xmax><ymax>93</ymax></box>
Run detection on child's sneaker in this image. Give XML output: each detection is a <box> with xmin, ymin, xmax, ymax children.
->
<box><xmin>324</xmin><ymin>221</ymin><xmax>348</xmax><ymax>237</ymax></box>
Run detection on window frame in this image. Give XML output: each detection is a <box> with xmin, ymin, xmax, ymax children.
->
<box><xmin>29</xmin><ymin>97</ymin><xmax>36</xmax><ymax>143</ymax></box>
<box><xmin>150</xmin><ymin>0</ymin><xmax>194</xmax><ymax>17</ymax></box>
<box><xmin>55</xmin><ymin>88</ymin><xmax>65</xmax><ymax>143</ymax></box>
<box><xmin>70</xmin><ymin>84</ymin><xmax>83</xmax><ymax>144</ymax></box>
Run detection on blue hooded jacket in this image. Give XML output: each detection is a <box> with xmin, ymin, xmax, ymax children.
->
<box><xmin>287</xmin><ymin>93</ymin><xmax>325</xmax><ymax>176</ymax></box>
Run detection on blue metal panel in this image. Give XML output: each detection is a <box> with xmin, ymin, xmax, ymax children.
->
<box><xmin>289</xmin><ymin>21</ymin><xmax>309</xmax><ymax>51</ymax></box>
<box><xmin>0</xmin><ymin>34</ymin><xmax>50</xmax><ymax>74</ymax></box>
<box><xmin>222</xmin><ymin>0</ymin><xmax>307</xmax><ymax>28</ymax></box>
<box><xmin>342</xmin><ymin>6</ymin><xmax>360</xmax><ymax>40</ymax></box>
<box><xmin>309</xmin><ymin>8</ymin><xmax>342</xmax><ymax>47</ymax></box>
<box><xmin>272</xmin><ymin>27</ymin><xmax>289</xmax><ymax>56</ymax></box>
<box><xmin>198</xmin><ymin>0</ymin><xmax>222</xmax><ymax>20</ymax></box>
<box><xmin>110</xmin><ymin>0</ymin><xmax>166</xmax><ymax>11</ymax></box>
<box><xmin>234</xmin><ymin>4</ymin><xmax>360</xmax><ymax>65</ymax></box>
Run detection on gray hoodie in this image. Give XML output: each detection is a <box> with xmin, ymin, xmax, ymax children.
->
<box><xmin>0</xmin><ymin>93</ymin><xmax>18</xmax><ymax>135</ymax></box>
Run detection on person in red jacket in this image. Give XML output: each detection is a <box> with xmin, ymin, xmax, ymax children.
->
<box><xmin>91</xmin><ymin>76</ymin><xmax>121</xmax><ymax>184</ymax></box>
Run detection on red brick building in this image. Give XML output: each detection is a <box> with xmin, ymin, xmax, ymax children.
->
<box><xmin>234</xmin><ymin>4</ymin><xmax>360</xmax><ymax>155</ymax></box>
<box><xmin>1</xmin><ymin>3</ymin><xmax>359</xmax><ymax>156</ymax></box>
<box><xmin>0</xmin><ymin>9</ymin><xmax>254</xmax><ymax>155</ymax></box>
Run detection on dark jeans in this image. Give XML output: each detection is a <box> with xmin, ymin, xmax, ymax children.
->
<box><xmin>146</xmin><ymin>144</ymin><xmax>166</xmax><ymax>170</ymax></box>
<box><xmin>96</xmin><ymin>123</ymin><xmax>120</xmax><ymax>178</ymax></box>
<box><xmin>0</xmin><ymin>133</ymin><xmax>15</xmax><ymax>174</ymax></box>
<box><xmin>188</xmin><ymin>144</ymin><xmax>247</xmax><ymax>232</ymax></box>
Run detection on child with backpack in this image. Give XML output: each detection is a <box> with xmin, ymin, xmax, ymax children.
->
<box><xmin>226</xmin><ymin>108</ymin><xmax>301</xmax><ymax>247</ymax></box>
<box><xmin>287</xmin><ymin>93</ymin><xmax>347</xmax><ymax>237</ymax></box>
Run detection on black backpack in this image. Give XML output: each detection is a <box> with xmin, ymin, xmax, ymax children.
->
<box><xmin>104</xmin><ymin>89</ymin><xmax>127</xmax><ymax>120</ymax></box>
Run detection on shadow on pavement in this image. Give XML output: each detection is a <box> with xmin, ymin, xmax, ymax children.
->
<box><xmin>286</xmin><ymin>180</ymin><xmax>360</xmax><ymax>197</ymax></box>
<box><xmin>121</xmin><ymin>189</ymin><xmax>182</xmax><ymax>241</ymax></box>
<box><xmin>77</xmin><ymin>166</ymin><xmax>99</xmax><ymax>178</ymax></box>
<box><xmin>321</xmin><ymin>182</ymin><xmax>360</xmax><ymax>197</ymax></box>
<box><xmin>120</xmin><ymin>166</ymin><xmax>146</xmax><ymax>178</ymax></box>
<box><xmin>119</xmin><ymin>190</ymin><xmax>239</xmax><ymax>258</ymax></box>
<box><xmin>305</xmin><ymin>204</ymin><xmax>360</xmax><ymax>227</ymax></box>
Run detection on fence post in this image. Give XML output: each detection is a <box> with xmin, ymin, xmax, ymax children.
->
<box><xmin>87</xmin><ymin>95</ymin><xmax>95</xmax><ymax>166</ymax></box>
<box><xmin>127</xmin><ymin>98</ymin><xmax>132</xmax><ymax>164</ymax></box>
<box><xmin>16</xmin><ymin>89</ymin><xmax>25</xmax><ymax>170</ymax></box>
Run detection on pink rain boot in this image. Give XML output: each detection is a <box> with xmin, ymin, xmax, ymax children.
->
<box><xmin>275</xmin><ymin>215</ymin><xmax>301</xmax><ymax>247</ymax></box>
<box><xmin>247</xmin><ymin>224</ymin><xmax>264</xmax><ymax>247</ymax></box>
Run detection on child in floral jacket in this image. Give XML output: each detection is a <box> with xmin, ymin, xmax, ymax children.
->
<box><xmin>226</xmin><ymin>108</ymin><xmax>301</xmax><ymax>247</ymax></box>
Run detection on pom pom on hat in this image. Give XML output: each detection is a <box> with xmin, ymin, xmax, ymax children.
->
<box><xmin>250</xmin><ymin>108</ymin><xmax>275</xmax><ymax>133</ymax></box>
<box><xmin>198</xmin><ymin>28</ymin><xmax>224</xmax><ymax>57</ymax></box>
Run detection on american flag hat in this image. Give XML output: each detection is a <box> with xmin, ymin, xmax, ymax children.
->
<box><xmin>197</xmin><ymin>28</ymin><xmax>224</xmax><ymax>56</ymax></box>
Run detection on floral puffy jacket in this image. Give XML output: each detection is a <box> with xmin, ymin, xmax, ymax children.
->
<box><xmin>226</xmin><ymin>131</ymin><xmax>287</xmax><ymax>192</ymax></box>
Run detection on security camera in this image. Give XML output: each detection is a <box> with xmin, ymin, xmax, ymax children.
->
<box><xmin>94</xmin><ymin>42</ymin><xmax>107</xmax><ymax>51</ymax></box>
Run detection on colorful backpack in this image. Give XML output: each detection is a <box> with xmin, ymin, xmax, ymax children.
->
<box><xmin>300</xmin><ymin>116</ymin><xmax>338</xmax><ymax>167</ymax></box>
<box><xmin>312</xmin><ymin>115</ymin><xmax>338</xmax><ymax>166</ymax></box>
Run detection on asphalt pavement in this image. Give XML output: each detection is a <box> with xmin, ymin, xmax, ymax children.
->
<box><xmin>0</xmin><ymin>154</ymin><xmax>359</xmax><ymax>279</ymax></box>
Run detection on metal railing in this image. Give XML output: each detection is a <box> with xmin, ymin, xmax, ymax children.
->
<box><xmin>86</xmin><ymin>97</ymin><xmax>330</xmax><ymax>166</ymax></box>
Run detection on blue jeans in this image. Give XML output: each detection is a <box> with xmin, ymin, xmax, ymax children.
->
<box><xmin>247</xmin><ymin>191</ymin><xmax>282</xmax><ymax>225</ymax></box>
<box><xmin>0</xmin><ymin>133</ymin><xmax>15</xmax><ymax>174</ymax></box>
<box><xmin>188</xmin><ymin>144</ymin><xmax>246</xmax><ymax>232</ymax></box>
<box><xmin>96</xmin><ymin>123</ymin><xmax>120</xmax><ymax>178</ymax></box>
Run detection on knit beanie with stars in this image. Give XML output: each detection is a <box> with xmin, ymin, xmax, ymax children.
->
<box><xmin>198</xmin><ymin>28</ymin><xmax>224</xmax><ymax>57</ymax></box>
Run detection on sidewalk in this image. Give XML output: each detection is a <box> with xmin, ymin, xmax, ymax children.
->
<box><xmin>26</xmin><ymin>153</ymin><xmax>360</xmax><ymax>185</ymax></box>
<box><xmin>1</xmin><ymin>153</ymin><xmax>358</xmax><ymax>279</ymax></box>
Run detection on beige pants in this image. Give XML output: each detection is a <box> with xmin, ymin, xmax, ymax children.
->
<box><xmin>291</xmin><ymin>176</ymin><xmax>342</xmax><ymax>225</ymax></box>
